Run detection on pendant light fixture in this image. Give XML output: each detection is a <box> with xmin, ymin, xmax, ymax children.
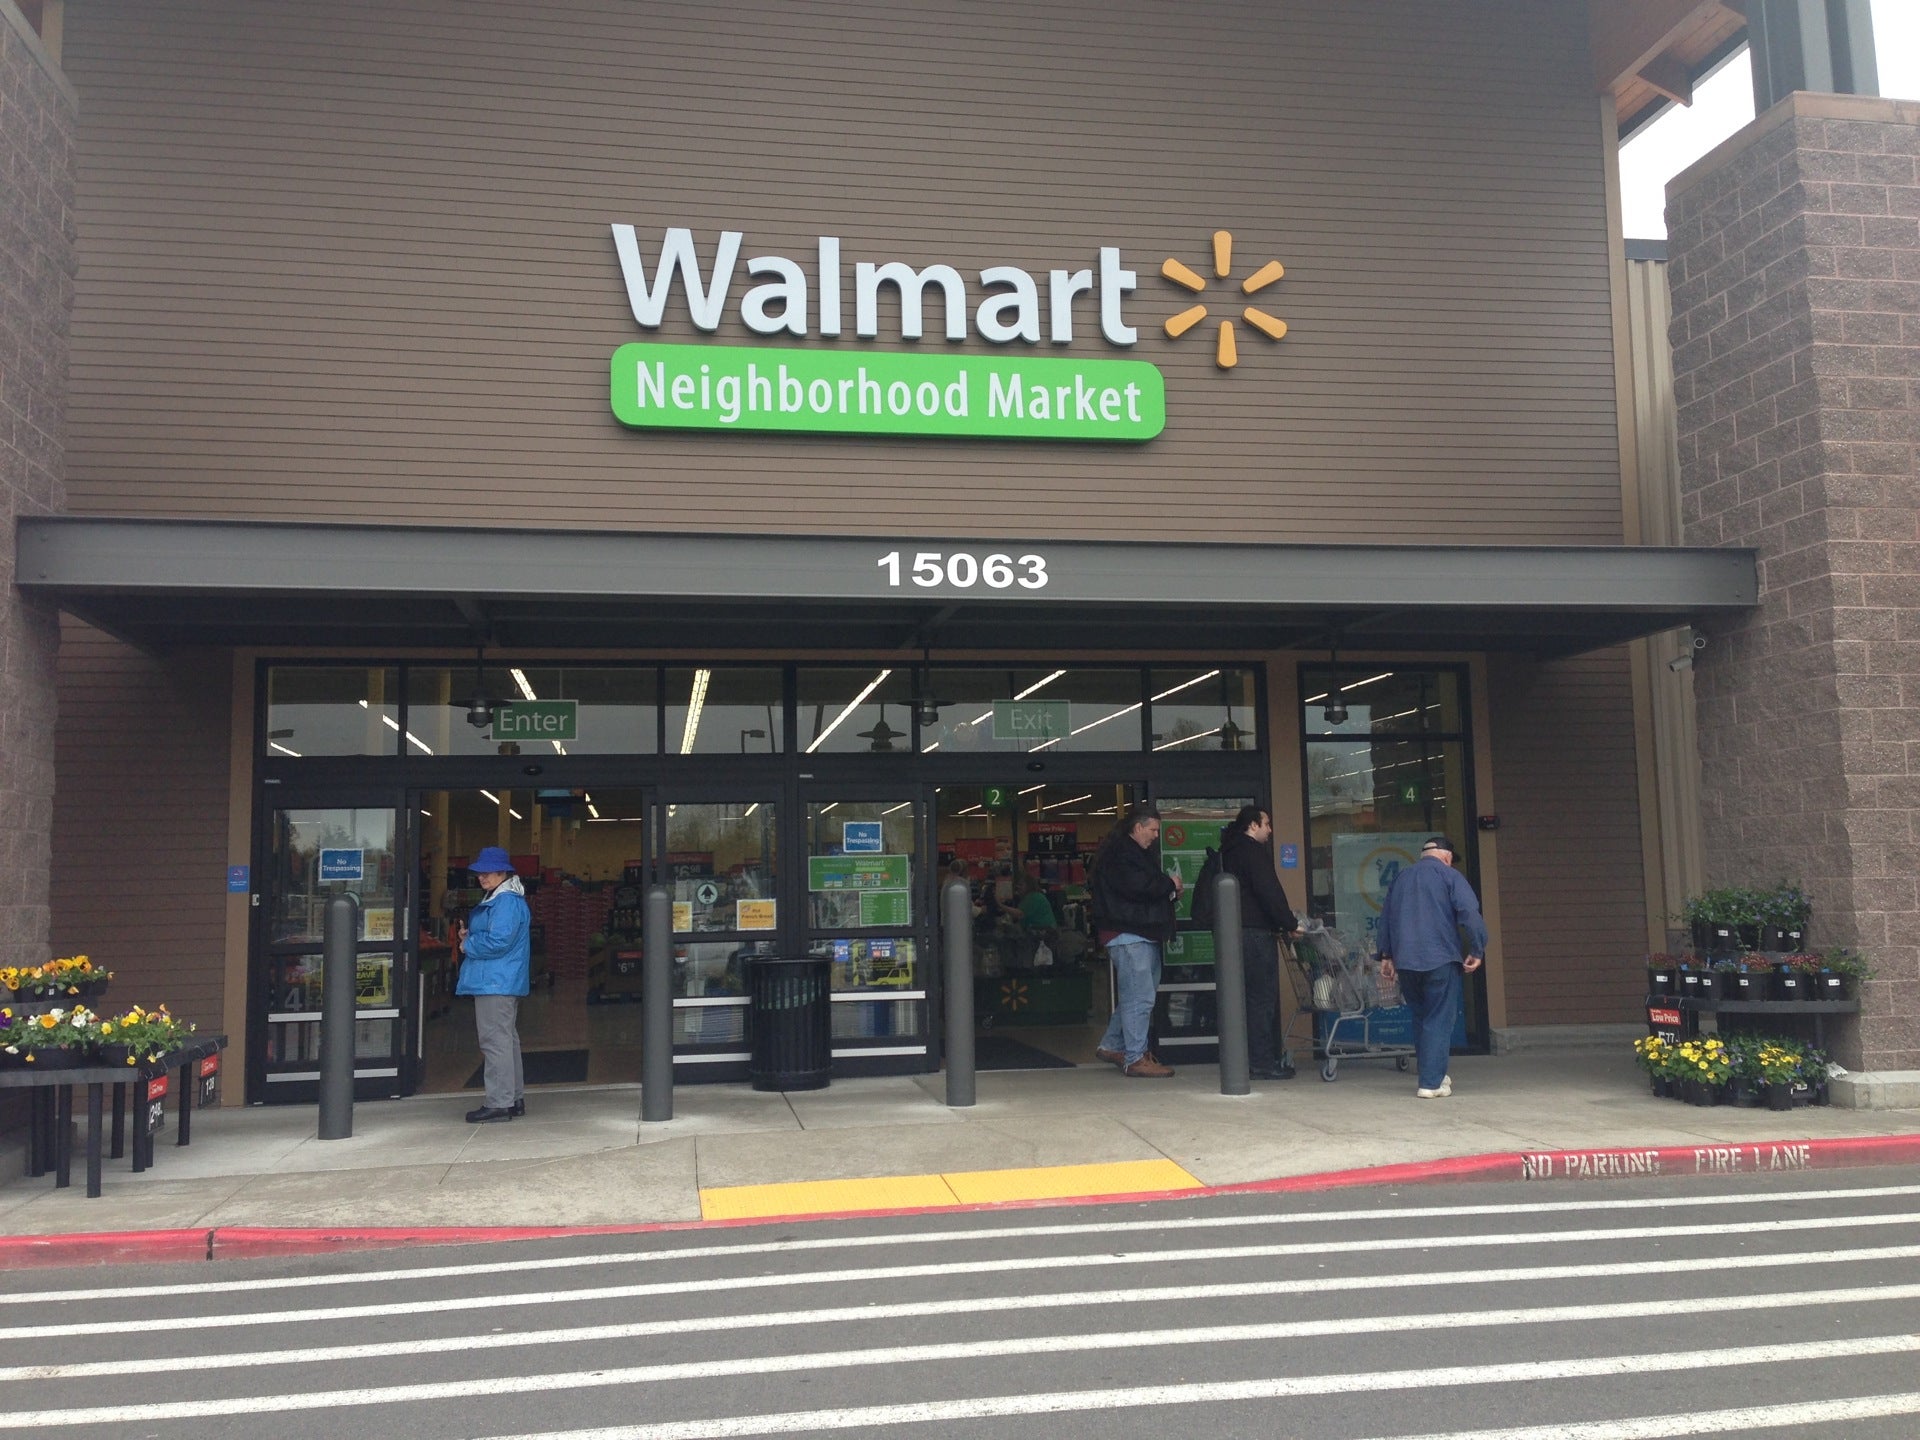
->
<box><xmin>465</xmin><ymin>645</ymin><xmax>495</xmax><ymax>730</ymax></box>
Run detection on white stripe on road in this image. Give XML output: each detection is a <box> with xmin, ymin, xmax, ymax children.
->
<box><xmin>9</xmin><ymin>1331</ymin><xmax>1920</xmax><ymax>1431</ymax></box>
<box><xmin>17</xmin><ymin>1181</ymin><xmax>1920</xmax><ymax>1306</ymax></box>
<box><xmin>1363</xmin><ymin>1394</ymin><xmax>1920</xmax><ymax>1440</ymax></box>
<box><xmin>3</xmin><ymin>1273</ymin><xmax>1917</xmax><ymax>1389</ymax></box>
<box><xmin>8</xmin><ymin>1210</ymin><xmax>1916</xmax><ymax>1341</ymax></box>
<box><xmin>479</xmin><ymin>1386</ymin><xmax>1920</xmax><ymax>1440</ymax></box>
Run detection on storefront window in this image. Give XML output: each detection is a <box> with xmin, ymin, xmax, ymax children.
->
<box><xmin>1150</xmin><ymin>668</ymin><xmax>1259</xmax><ymax>752</ymax></box>
<box><xmin>796</xmin><ymin>668</ymin><xmax>915</xmax><ymax>753</ymax></box>
<box><xmin>1300</xmin><ymin>666</ymin><xmax>1472</xmax><ymax>951</ymax></box>
<box><xmin>920</xmin><ymin>667</ymin><xmax>1144</xmax><ymax>753</ymax></box>
<box><xmin>406</xmin><ymin>665</ymin><xmax>658</xmax><ymax>756</ymax></box>
<box><xmin>264</xmin><ymin>667</ymin><xmax>399</xmax><ymax>757</ymax></box>
<box><xmin>665</xmin><ymin>668</ymin><xmax>784</xmax><ymax>754</ymax></box>
<box><xmin>666</xmin><ymin>802</ymin><xmax>778</xmax><ymax>933</ymax></box>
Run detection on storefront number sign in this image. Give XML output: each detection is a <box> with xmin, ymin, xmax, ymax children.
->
<box><xmin>809</xmin><ymin>854</ymin><xmax>911</xmax><ymax>891</ymax></box>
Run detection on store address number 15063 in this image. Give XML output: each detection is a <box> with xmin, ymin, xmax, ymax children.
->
<box><xmin>877</xmin><ymin>551</ymin><xmax>1049</xmax><ymax>591</ymax></box>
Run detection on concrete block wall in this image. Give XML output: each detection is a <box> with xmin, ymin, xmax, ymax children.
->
<box><xmin>1668</xmin><ymin>93</ymin><xmax>1920</xmax><ymax>1071</ymax></box>
<box><xmin>0</xmin><ymin>3</ymin><xmax>74</xmax><ymax>967</ymax></box>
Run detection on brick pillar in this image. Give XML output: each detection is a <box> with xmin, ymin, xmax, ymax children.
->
<box><xmin>1667</xmin><ymin>93</ymin><xmax>1920</xmax><ymax>1076</ymax></box>
<box><xmin>0</xmin><ymin>8</ymin><xmax>73</xmax><ymax>966</ymax></box>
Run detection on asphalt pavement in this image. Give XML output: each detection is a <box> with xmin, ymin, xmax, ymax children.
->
<box><xmin>5</xmin><ymin>1167</ymin><xmax>1920</xmax><ymax>1438</ymax></box>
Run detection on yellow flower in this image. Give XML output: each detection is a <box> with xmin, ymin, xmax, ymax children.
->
<box><xmin>36</xmin><ymin>1014</ymin><xmax>56</xmax><ymax>1030</ymax></box>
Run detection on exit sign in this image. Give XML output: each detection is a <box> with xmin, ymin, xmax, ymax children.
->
<box><xmin>993</xmin><ymin>700</ymin><xmax>1070</xmax><ymax>741</ymax></box>
<box><xmin>494</xmin><ymin>699</ymin><xmax>578</xmax><ymax>741</ymax></box>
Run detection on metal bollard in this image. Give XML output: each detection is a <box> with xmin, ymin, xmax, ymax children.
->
<box><xmin>1212</xmin><ymin>873</ymin><xmax>1250</xmax><ymax>1096</ymax></box>
<box><xmin>943</xmin><ymin>877</ymin><xmax>975</xmax><ymax>1107</ymax></box>
<box><xmin>318</xmin><ymin>892</ymin><xmax>360</xmax><ymax>1139</ymax></box>
<box><xmin>641</xmin><ymin>885</ymin><xmax>674</xmax><ymax>1122</ymax></box>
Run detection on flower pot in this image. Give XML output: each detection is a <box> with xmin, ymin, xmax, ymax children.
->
<box><xmin>1736</xmin><ymin>925</ymin><xmax>1763</xmax><ymax>952</ymax></box>
<box><xmin>21</xmin><ymin>1047</ymin><xmax>89</xmax><ymax>1070</ymax></box>
<box><xmin>1647</xmin><ymin>964</ymin><xmax>1678</xmax><ymax>996</ymax></box>
<box><xmin>1725</xmin><ymin>971</ymin><xmax>1764</xmax><ymax>1002</ymax></box>
<box><xmin>1689</xmin><ymin>921</ymin><xmax>1710</xmax><ymax>952</ymax></box>
<box><xmin>1682</xmin><ymin>1079</ymin><xmax>1719</xmax><ymax>1106</ymax></box>
<box><xmin>1696</xmin><ymin>972</ymin><xmax>1722</xmax><ymax>1000</ymax></box>
<box><xmin>1767</xmin><ymin>1081</ymin><xmax>1793</xmax><ymax>1111</ymax></box>
<box><xmin>1761</xmin><ymin>926</ymin><xmax>1806</xmax><ymax>954</ymax></box>
<box><xmin>96</xmin><ymin>1043</ymin><xmax>143</xmax><ymax>1068</ymax></box>
<box><xmin>1789</xmin><ymin>1082</ymin><xmax>1811</xmax><ymax>1108</ymax></box>
<box><xmin>1680</xmin><ymin>969</ymin><xmax>1703</xmax><ymax>998</ymax></box>
<box><xmin>1812</xmin><ymin>971</ymin><xmax>1853</xmax><ymax>1001</ymax></box>
<box><xmin>78</xmin><ymin>978</ymin><xmax>109</xmax><ymax>1001</ymax></box>
<box><xmin>1812</xmin><ymin>1081</ymin><xmax>1830</xmax><ymax>1107</ymax></box>
<box><xmin>1728</xmin><ymin>1078</ymin><xmax>1763</xmax><ymax>1108</ymax></box>
<box><xmin>1773</xmin><ymin>968</ymin><xmax>1808</xmax><ymax>1001</ymax></box>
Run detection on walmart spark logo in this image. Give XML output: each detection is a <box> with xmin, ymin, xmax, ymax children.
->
<box><xmin>1161</xmin><ymin>230</ymin><xmax>1288</xmax><ymax>370</ymax></box>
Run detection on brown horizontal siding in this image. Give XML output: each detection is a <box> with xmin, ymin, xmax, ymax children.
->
<box><xmin>61</xmin><ymin>0</ymin><xmax>1624</xmax><ymax>545</ymax></box>
<box><xmin>1489</xmin><ymin>649</ymin><xmax>1652</xmax><ymax>1026</ymax></box>
<box><xmin>49</xmin><ymin>620</ymin><xmax>231</xmax><ymax>1035</ymax></box>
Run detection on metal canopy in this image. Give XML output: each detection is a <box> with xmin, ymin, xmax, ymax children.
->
<box><xmin>15</xmin><ymin>517</ymin><xmax>1757</xmax><ymax>658</ymax></box>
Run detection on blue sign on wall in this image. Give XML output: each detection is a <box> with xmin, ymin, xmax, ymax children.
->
<box><xmin>318</xmin><ymin>849</ymin><xmax>365</xmax><ymax>883</ymax></box>
<box><xmin>842</xmin><ymin>821</ymin><xmax>884</xmax><ymax>854</ymax></box>
<box><xmin>226</xmin><ymin>865</ymin><xmax>250</xmax><ymax>893</ymax></box>
<box><xmin>1279</xmin><ymin>843</ymin><xmax>1299</xmax><ymax>869</ymax></box>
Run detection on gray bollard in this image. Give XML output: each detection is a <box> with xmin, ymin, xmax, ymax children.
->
<box><xmin>641</xmin><ymin>885</ymin><xmax>674</xmax><ymax>1122</ymax></box>
<box><xmin>317</xmin><ymin>892</ymin><xmax>360</xmax><ymax>1139</ymax></box>
<box><xmin>1212</xmin><ymin>873</ymin><xmax>1250</xmax><ymax>1096</ymax></box>
<box><xmin>943</xmin><ymin>877</ymin><xmax>975</xmax><ymax>1107</ymax></box>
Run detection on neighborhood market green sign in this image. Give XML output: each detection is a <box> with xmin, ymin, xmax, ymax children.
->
<box><xmin>611</xmin><ymin>343</ymin><xmax>1164</xmax><ymax>442</ymax></box>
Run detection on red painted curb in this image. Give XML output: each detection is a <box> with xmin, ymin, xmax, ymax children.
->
<box><xmin>10</xmin><ymin>1131</ymin><xmax>1920</xmax><ymax>1269</ymax></box>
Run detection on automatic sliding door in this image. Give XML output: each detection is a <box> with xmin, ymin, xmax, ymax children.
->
<box><xmin>663</xmin><ymin>798</ymin><xmax>779</xmax><ymax>1080</ymax></box>
<box><xmin>802</xmin><ymin>795</ymin><xmax>927</xmax><ymax>1069</ymax></box>
<box><xmin>257</xmin><ymin>802</ymin><xmax>406</xmax><ymax>1103</ymax></box>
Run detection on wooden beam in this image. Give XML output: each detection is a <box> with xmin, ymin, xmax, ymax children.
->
<box><xmin>1639</xmin><ymin>53</ymin><xmax>1696</xmax><ymax>105</ymax></box>
<box><xmin>1590</xmin><ymin>0</ymin><xmax>1725</xmax><ymax>92</ymax></box>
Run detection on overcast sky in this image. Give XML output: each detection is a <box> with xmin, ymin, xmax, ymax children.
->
<box><xmin>1619</xmin><ymin>0</ymin><xmax>1919</xmax><ymax>239</ymax></box>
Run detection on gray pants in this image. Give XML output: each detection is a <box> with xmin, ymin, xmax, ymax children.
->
<box><xmin>473</xmin><ymin>994</ymin><xmax>524</xmax><ymax>1110</ymax></box>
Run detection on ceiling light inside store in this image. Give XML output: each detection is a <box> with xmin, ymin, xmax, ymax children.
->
<box><xmin>1018</xmin><ymin>784</ymin><xmax>1045</xmax><ymax>795</ymax></box>
<box><xmin>966</xmin><ymin>668</ymin><xmax>1066</xmax><ymax>725</ymax></box>
<box><xmin>1154</xmin><ymin>727</ymin><xmax>1222</xmax><ymax>751</ymax></box>
<box><xmin>509</xmin><ymin>809</ymin><xmax>523</xmax><ymax>820</ymax></box>
<box><xmin>921</xmin><ymin>741</ymin><xmax>940</xmax><ymax>753</ymax></box>
<box><xmin>806</xmin><ymin>670</ymin><xmax>892</xmax><ymax>753</ymax></box>
<box><xmin>1031</xmin><ymin>701</ymin><xmax>1141</xmax><ymax>753</ymax></box>
<box><xmin>1151</xmin><ymin>669</ymin><xmax>1220</xmax><ymax>702</ymax></box>
<box><xmin>480</xmin><ymin>790</ymin><xmax>500</xmax><ymax>805</ymax></box>
<box><xmin>268</xmin><ymin>741</ymin><xmax>302</xmax><ymax>758</ymax></box>
<box><xmin>881</xmin><ymin>801</ymin><xmax>912</xmax><ymax>815</ymax></box>
<box><xmin>743</xmin><ymin>803</ymin><xmax>759</xmax><ymax>817</ymax></box>
<box><xmin>1342</xmin><ymin>672</ymin><xmax>1394</xmax><ymax>692</ymax></box>
<box><xmin>679</xmin><ymin>669</ymin><xmax>711</xmax><ymax>755</ymax></box>
<box><xmin>510</xmin><ymin>669</ymin><xmax>539</xmax><ymax>701</ymax></box>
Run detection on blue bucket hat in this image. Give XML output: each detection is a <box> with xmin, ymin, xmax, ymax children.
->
<box><xmin>469</xmin><ymin>845</ymin><xmax>514</xmax><ymax>875</ymax></box>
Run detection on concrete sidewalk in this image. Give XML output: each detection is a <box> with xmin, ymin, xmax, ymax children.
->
<box><xmin>5</xmin><ymin>1048</ymin><xmax>1918</xmax><ymax>1239</ymax></box>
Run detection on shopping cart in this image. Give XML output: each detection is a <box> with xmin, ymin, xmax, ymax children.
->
<box><xmin>1283</xmin><ymin>920</ymin><xmax>1416</xmax><ymax>1082</ymax></box>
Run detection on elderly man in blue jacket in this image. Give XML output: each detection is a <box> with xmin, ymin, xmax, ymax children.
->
<box><xmin>1375</xmin><ymin>836</ymin><xmax>1487</xmax><ymax>1099</ymax></box>
<box><xmin>454</xmin><ymin>846</ymin><xmax>531</xmax><ymax>1123</ymax></box>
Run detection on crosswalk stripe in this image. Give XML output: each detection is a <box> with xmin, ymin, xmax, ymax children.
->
<box><xmin>2</xmin><ymin>1276</ymin><xmax>1916</xmax><ymax>1391</ymax></box>
<box><xmin>8</xmin><ymin>1243</ymin><xmax>1919</xmax><ymax>1381</ymax></box>
<box><xmin>11</xmin><ymin>1331</ymin><xmax>1919</xmax><ymax>1432</ymax></box>
<box><xmin>1361</xmin><ymin>1394</ymin><xmax>1920</xmax><ymax>1440</ymax></box>
<box><xmin>8</xmin><ymin>1210</ymin><xmax>1915</xmax><ymax>1341</ymax></box>
<box><xmin>15</xmin><ymin>1181</ymin><xmax>1920</xmax><ymax>1306</ymax></box>
<box><xmin>19</xmin><ymin>1206</ymin><xmax>1920</xmax><ymax>1343</ymax></box>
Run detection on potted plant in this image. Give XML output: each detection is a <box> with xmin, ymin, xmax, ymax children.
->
<box><xmin>1646</xmin><ymin>953</ymin><xmax>1683</xmax><ymax>997</ymax></box>
<box><xmin>1673</xmin><ymin>1036</ymin><xmax>1731</xmax><ymax>1105</ymax></box>
<box><xmin>1799</xmin><ymin>1046</ymin><xmax>1831</xmax><ymax>1106</ymax></box>
<box><xmin>1633</xmin><ymin>1034</ymin><xmax>1676</xmax><ymax>1097</ymax></box>
<box><xmin>1758</xmin><ymin>883</ymin><xmax>1811</xmax><ymax>952</ymax></box>
<box><xmin>1724</xmin><ymin>1035</ymin><xmax>1765</xmax><ymax>1106</ymax></box>
<box><xmin>1776</xmin><ymin>953</ymin><xmax>1821</xmax><ymax>1002</ymax></box>
<box><xmin>1722</xmin><ymin>955</ymin><xmax>1768</xmax><ymax>1002</ymax></box>
<box><xmin>1816</xmin><ymin>947</ymin><xmax>1871</xmax><ymax>1000</ymax></box>
<box><xmin>1755</xmin><ymin>1041</ymin><xmax>1800</xmax><ymax>1110</ymax></box>
<box><xmin>97</xmin><ymin>1005</ymin><xmax>195</xmax><ymax>1066</ymax></box>
<box><xmin>1706</xmin><ymin>956</ymin><xmax>1744</xmax><ymax>1001</ymax></box>
<box><xmin>8</xmin><ymin>1005</ymin><xmax>101</xmax><ymax>1069</ymax></box>
<box><xmin>1679</xmin><ymin>889</ymin><xmax>1763</xmax><ymax>954</ymax></box>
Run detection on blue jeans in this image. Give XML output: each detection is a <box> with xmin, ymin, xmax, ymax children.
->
<box><xmin>1099</xmin><ymin>939</ymin><xmax>1162</xmax><ymax>1066</ymax></box>
<box><xmin>1395</xmin><ymin>963</ymin><xmax>1460</xmax><ymax>1090</ymax></box>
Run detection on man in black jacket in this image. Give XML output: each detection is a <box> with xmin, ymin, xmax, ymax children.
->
<box><xmin>1090</xmin><ymin>805</ymin><xmax>1182</xmax><ymax>1077</ymax></box>
<box><xmin>1220</xmin><ymin>805</ymin><xmax>1301</xmax><ymax>1079</ymax></box>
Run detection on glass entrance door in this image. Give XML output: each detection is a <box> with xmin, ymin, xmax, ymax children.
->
<box><xmin>800</xmin><ymin>791</ymin><xmax>929</xmax><ymax>1071</ymax></box>
<box><xmin>254</xmin><ymin>800</ymin><xmax>408</xmax><ymax>1103</ymax></box>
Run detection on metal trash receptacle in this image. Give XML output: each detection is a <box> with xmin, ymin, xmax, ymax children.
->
<box><xmin>748</xmin><ymin>955</ymin><xmax>831</xmax><ymax>1091</ymax></box>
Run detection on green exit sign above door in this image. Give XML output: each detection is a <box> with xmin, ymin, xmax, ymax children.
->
<box><xmin>993</xmin><ymin>701</ymin><xmax>1070</xmax><ymax>741</ymax></box>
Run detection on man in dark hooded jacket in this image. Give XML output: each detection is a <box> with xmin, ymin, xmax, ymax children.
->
<box><xmin>1219</xmin><ymin>805</ymin><xmax>1301</xmax><ymax>1079</ymax></box>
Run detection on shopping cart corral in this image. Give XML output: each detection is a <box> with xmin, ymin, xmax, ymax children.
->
<box><xmin>1284</xmin><ymin>921</ymin><xmax>1415</xmax><ymax>1081</ymax></box>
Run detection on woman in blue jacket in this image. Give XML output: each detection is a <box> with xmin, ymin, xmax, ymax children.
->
<box><xmin>454</xmin><ymin>846</ymin><xmax>531</xmax><ymax>1123</ymax></box>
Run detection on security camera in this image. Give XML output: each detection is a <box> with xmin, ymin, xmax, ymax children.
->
<box><xmin>1324</xmin><ymin>701</ymin><xmax>1350</xmax><ymax>725</ymax></box>
<box><xmin>1691</xmin><ymin>633</ymin><xmax>1708</xmax><ymax>651</ymax></box>
<box><xmin>1667</xmin><ymin>654</ymin><xmax>1693</xmax><ymax>673</ymax></box>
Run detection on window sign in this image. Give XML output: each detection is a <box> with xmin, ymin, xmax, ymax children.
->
<box><xmin>842</xmin><ymin>821</ymin><xmax>884</xmax><ymax>853</ymax></box>
<box><xmin>494</xmin><ymin>700</ymin><xmax>578</xmax><ymax>741</ymax></box>
<box><xmin>858</xmin><ymin>890</ymin><xmax>912</xmax><ymax>927</ymax></box>
<box><xmin>227</xmin><ymin>865</ymin><xmax>250</xmax><ymax>893</ymax></box>
<box><xmin>993</xmin><ymin>701</ymin><xmax>1069</xmax><ymax>742</ymax></box>
<box><xmin>736</xmin><ymin>899</ymin><xmax>777</xmax><ymax>930</ymax></box>
<box><xmin>809</xmin><ymin>854</ymin><xmax>911</xmax><ymax>891</ymax></box>
<box><xmin>318</xmin><ymin>849</ymin><xmax>364</xmax><ymax>883</ymax></box>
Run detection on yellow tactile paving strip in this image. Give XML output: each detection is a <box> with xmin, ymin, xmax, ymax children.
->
<box><xmin>699</xmin><ymin>1158</ymin><xmax>1202</xmax><ymax>1221</ymax></box>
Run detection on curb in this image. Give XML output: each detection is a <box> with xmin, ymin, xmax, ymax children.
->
<box><xmin>5</xmin><ymin>1131</ymin><xmax>1918</xmax><ymax>1270</ymax></box>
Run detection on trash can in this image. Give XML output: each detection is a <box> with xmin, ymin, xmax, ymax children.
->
<box><xmin>748</xmin><ymin>955</ymin><xmax>832</xmax><ymax>1091</ymax></box>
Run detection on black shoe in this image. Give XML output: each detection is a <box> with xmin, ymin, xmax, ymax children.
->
<box><xmin>466</xmin><ymin>1105</ymin><xmax>515</xmax><ymax>1123</ymax></box>
<box><xmin>1250</xmin><ymin>1064</ymin><xmax>1297</xmax><ymax>1081</ymax></box>
<box><xmin>509</xmin><ymin>1099</ymin><xmax>525</xmax><ymax>1117</ymax></box>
